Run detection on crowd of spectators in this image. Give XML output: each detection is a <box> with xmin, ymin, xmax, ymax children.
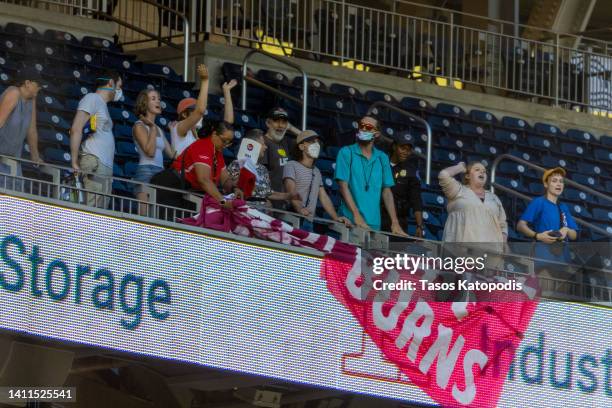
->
<box><xmin>0</xmin><ymin>65</ymin><xmax>582</xmax><ymax>257</ymax></box>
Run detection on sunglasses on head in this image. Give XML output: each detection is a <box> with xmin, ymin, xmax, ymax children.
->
<box><xmin>359</xmin><ymin>122</ymin><xmax>377</xmax><ymax>131</ymax></box>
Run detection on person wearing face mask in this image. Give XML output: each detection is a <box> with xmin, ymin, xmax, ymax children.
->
<box><xmin>262</xmin><ymin>107</ymin><xmax>301</xmax><ymax>195</ymax></box>
<box><xmin>439</xmin><ymin>161</ymin><xmax>508</xmax><ymax>243</ymax></box>
<box><xmin>283</xmin><ymin>130</ymin><xmax>352</xmax><ymax>232</ymax></box>
<box><xmin>334</xmin><ymin>116</ymin><xmax>407</xmax><ymax>235</ymax></box>
<box><xmin>0</xmin><ymin>67</ymin><xmax>47</xmax><ymax>187</ymax></box>
<box><xmin>169</xmin><ymin>64</ymin><xmax>213</xmax><ymax>155</ymax></box>
<box><xmin>69</xmin><ymin>70</ymin><xmax>123</xmax><ymax>208</ymax></box>
<box><xmin>382</xmin><ymin>131</ymin><xmax>424</xmax><ymax>237</ymax></box>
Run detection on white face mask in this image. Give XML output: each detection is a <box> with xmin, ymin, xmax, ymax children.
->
<box><xmin>113</xmin><ymin>88</ymin><xmax>123</xmax><ymax>102</ymax></box>
<box><xmin>195</xmin><ymin>118</ymin><xmax>203</xmax><ymax>130</ymax></box>
<box><xmin>307</xmin><ymin>142</ymin><xmax>320</xmax><ymax>159</ymax></box>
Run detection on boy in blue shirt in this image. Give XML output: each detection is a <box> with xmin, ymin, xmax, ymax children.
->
<box><xmin>517</xmin><ymin>167</ymin><xmax>578</xmax><ymax>267</ymax></box>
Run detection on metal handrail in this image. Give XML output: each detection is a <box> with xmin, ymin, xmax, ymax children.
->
<box><xmin>490</xmin><ymin>154</ymin><xmax>612</xmax><ymax>237</ymax></box>
<box><xmin>241</xmin><ymin>49</ymin><xmax>308</xmax><ymax>130</ymax></box>
<box><xmin>366</xmin><ymin>101</ymin><xmax>433</xmax><ymax>185</ymax></box>
<box><xmin>92</xmin><ymin>0</ymin><xmax>190</xmax><ymax>82</ymax></box>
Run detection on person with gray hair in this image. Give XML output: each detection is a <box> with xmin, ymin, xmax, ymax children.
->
<box><xmin>226</xmin><ymin>128</ymin><xmax>298</xmax><ymax>205</ymax></box>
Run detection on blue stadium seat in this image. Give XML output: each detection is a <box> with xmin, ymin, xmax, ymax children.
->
<box><xmin>600</xmin><ymin>135</ymin><xmax>612</xmax><ymax>147</ymax></box>
<box><xmin>292</xmin><ymin>76</ymin><xmax>329</xmax><ymax>93</ymax></box>
<box><xmin>527</xmin><ymin>135</ymin><xmax>555</xmax><ymax>150</ymax></box>
<box><xmin>422</xmin><ymin>210</ymin><xmax>442</xmax><ymax>228</ymax></box>
<box><xmin>329</xmin><ymin>83</ymin><xmax>363</xmax><ymax>99</ymax></box>
<box><xmin>336</xmin><ymin>116</ymin><xmax>359</xmax><ymax>136</ymax></box>
<box><xmin>38</xmin><ymin>112</ymin><xmax>70</xmax><ymax>130</ymax></box>
<box><xmin>469</xmin><ymin>109</ymin><xmax>497</xmax><ymax>124</ymax></box>
<box><xmin>44</xmin><ymin>148</ymin><xmax>72</xmax><ymax>165</ymax></box>
<box><xmin>592</xmin><ymin>208</ymin><xmax>612</xmax><ymax>224</ymax></box>
<box><xmin>326</xmin><ymin>146</ymin><xmax>341</xmax><ymax>160</ymax></box>
<box><xmin>534</xmin><ymin>122</ymin><xmax>562</xmax><ymax>137</ymax></box>
<box><xmin>322</xmin><ymin>176</ymin><xmax>339</xmax><ymax>192</ymax></box>
<box><xmin>318</xmin><ymin>95</ymin><xmax>352</xmax><ymax>114</ymax></box>
<box><xmin>108</xmin><ymin>107</ymin><xmax>137</xmax><ymax>124</ymax></box>
<box><xmin>460</xmin><ymin>122</ymin><xmax>485</xmax><ymax>138</ymax></box>
<box><xmin>541</xmin><ymin>155</ymin><xmax>574</xmax><ymax>171</ymax></box>
<box><xmin>569</xmin><ymin>203</ymin><xmax>592</xmax><ymax>219</ymax></box>
<box><xmin>593</xmin><ymin>147</ymin><xmax>612</xmax><ymax>162</ymax></box>
<box><xmin>528</xmin><ymin>182</ymin><xmax>544</xmax><ymax>195</ymax></box>
<box><xmin>474</xmin><ymin>142</ymin><xmax>501</xmax><ymax>157</ymax></box>
<box><xmin>81</xmin><ymin>36</ymin><xmax>121</xmax><ymax>53</ymax></box>
<box><xmin>39</xmin><ymin>127</ymin><xmax>69</xmax><ymax>147</ymax></box>
<box><xmin>508</xmin><ymin>149</ymin><xmax>534</xmax><ymax>162</ymax></box>
<box><xmin>401</xmin><ymin>96</ymin><xmax>432</xmax><ymax>112</ymax></box>
<box><xmin>439</xmin><ymin>136</ymin><xmax>470</xmax><ymax>151</ymax></box>
<box><xmin>561</xmin><ymin>142</ymin><xmax>587</xmax><ymax>157</ymax></box>
<box><xmin>155</xmin><ymin>116</ymin><xmax>171</xmax><ymax>130</ymax></box>
<box><xmin>116</xmin><ymin>142</ymin><xmax>139</xmax><ymax>159</ymax></box>
<box><xmin>501</xmin><ymin>116</ymin><xmax>529</xmax><ymax>130</ymax></box>
<box><xmin>69</xmin><ymin>48</ymin><xmax>103</xmax><ymax>67</ymax></box>
<box><xmin>365</xmin><ymin>90</ymin><xmax>397</xmax><ymax>104</ymax></box>
<box><xmin>427</xmin><ymin>115</ymin><xmax>452</xmax><ymax>132</ymax></box>
<box><xmin>422</xmin><ymin>192</ymin><xmax>445</xmax><ymax>208</ymax></box>
<box><xmin>493</xmin><ymin>128</ymin><xmax>520</xmax><ymax>144</ymax></box>
<box><xmin>257</xmin><ymin>69</ymin><xmax>290</xmax><ymax>85</ymax></box>
<box><xmin>436</xmin><ymin>102</ymin><xmax>465</xmax><ymax>117</ymax></box>
<box><xmin>234</xmin><ymin>112</ymin><xmax>259</xmax><ymax>129</ymax></box>
<box><xmin>141</xmin><ymin>63</ymin><xmax>182</xmax><ymax>82</ymax></box>
<box><xmin>566</xmin><ymin>128</ymin><xmax>594</xmax><ymax>144</ymax></box>
<box><xmin>316</xmin><ymin>159</ymin><xmax>335</xmax><ymax>175</ymax></box>
<box><xmin>40</xmin><ymin>94</ymin><xmax>67</xmax><ymax>112</ymax></box>
<box><xmin>63</xmin><ymin>84</ymin><xmax>90</xmax><ymax>99</ymax></box>
<box><xmin>43</xmin><ymin>29</ymin><xmax>80</xmax><ymax>46</ymax></box>
<box><xmin>571</xmin><ymin>173</ymin><xmax>597</xmax><ymax>188</ymax></box>
<box><xmin>576</xmin><ymin>162</ymin><xmax>608</xmax><ymax>178</ymax></box>
<box><xmin>498</xmin><ymin>161</ymin><xmax>528</xmax><ymax>176</ymax></box>
<box><xmin>432</xmin><ymin>148</ymin><xmax>460</xmax><ymax>164</ymax></box>
<box><xmin>4</xmin><ymin>23</ymin><xmax>41</xmax><ymax>39</ymax></box>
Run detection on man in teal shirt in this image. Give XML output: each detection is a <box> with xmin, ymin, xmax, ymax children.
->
<box><xmin>334</xmin><ymin>116</ymin><xmax>407</xmax><ymax>235</ymax></box>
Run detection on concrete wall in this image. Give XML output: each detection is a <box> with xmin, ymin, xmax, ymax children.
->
<box><xmin>0</xmin><ymin>3</ymin><xmax>116</xmax><ymax>40</ymax></box>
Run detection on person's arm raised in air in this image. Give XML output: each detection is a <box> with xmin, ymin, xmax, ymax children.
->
<box><xmin>133</xmin><ymin>118</ymin><xmax>158</xmax><ymax>158</ymax></box>
<box><xmin>176</xmin><ymin>64</ymin><xmax>209</xmax><ymax>137</ymax></box>
<box><xmin>222</xmin><ymin>80</ymin><xmax>237</xmax><ymax>124</ymax></box>
<box><xmin>26</xmin><ymin>97</ymin><xmax>43</xmax><ymax>164</ymax></box>
<box><xmin>438</xmin><ymin>162</ymin><xmax>465</xmax><ymax>200</ymax></box>
<box><xmin>69</xmin><ymin>109</ymin><xmax>91</xmax><ymax>172</ymax></box>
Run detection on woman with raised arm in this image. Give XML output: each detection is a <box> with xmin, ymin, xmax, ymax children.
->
<box><xmin>439</xmin><ymin>161</ymin><xmax>508</xmax><ymax>243</ymax></box>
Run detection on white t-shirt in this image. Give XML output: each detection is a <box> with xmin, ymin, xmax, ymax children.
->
<box><xmin>170</xmin><ymin>122</ymin><xmax>196</xmax><ymax>155</ymax></box>
<box><xmin>79</xmin><ymin>93</ymin><xmax>114</xmax><ymax>168</ymax></box>
<box><xmin>133</xmin><ymin>121</ymin><xmax>165</xmax><ymax>168</ymax></box>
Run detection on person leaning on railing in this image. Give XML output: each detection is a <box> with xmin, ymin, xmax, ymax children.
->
<box><xmin>169</xmin><ymin>120</ymin><xmax>243</xmax><ymax>209</ymax></box>
<box><xmin>69</xmin><ymin>70</ymin><xmax>123</xmax><ymax>208</ymax></box>
<box><xmin>333</xmin><ymin>116</ymin><xmax>407</xmax><ymax>236</ymax></box>
<box><xmin>132</xmin><ymin>88</ymin><xmax>176</xmax><ymax>216</ymax></box>
<box><xmin>283</xmin><ymin>130</ymin><xmax>352</xmax><ymax>232</ymax></box>
<box><xmin>0</xmin><ymin>67</ymin><xmax>47</xmax><ymax>182</ymax></box>
<box><xmin>517</xmin><ymin>167</ymin><xmax>578</xmax><ymax>278</ymax></box>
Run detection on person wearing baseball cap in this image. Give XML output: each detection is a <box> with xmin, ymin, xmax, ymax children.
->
<box><xmin>283</xmin><ymin>130</ymin><xmax>351</xmax><ymax>231</ymax></box>
<box><xmin>381</xmin><ymin>131</ymin><xmax>424</xmax><ymax>237</ymax></box>
<box><xmin>517</xmin><ymin>166</ymin><xmax>578</xmax><ymax>244</ymax></box>
<box><xmin>262</xmin><ymin>106</ymin><xmax>301</xmax><ymax>196</ymax></box>
<box><xmin>169</xmin><ymin>64</ymin><xmax>211</xmax><ymax>156</ymax></box>
<box><xmin>0</xmin><ymin>66</ymin><xmax>47</xmax><ymax>176</ymax></box>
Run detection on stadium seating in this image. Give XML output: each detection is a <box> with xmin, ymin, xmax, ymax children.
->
<box><xmin>1</xmin><ymin>21</ymin><xmax>610</xmax><ymax>241</ymax></box>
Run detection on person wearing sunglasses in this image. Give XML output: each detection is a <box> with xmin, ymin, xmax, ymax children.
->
<box><xmin>170</xmin><ymin>120</ymin><xmax>243</xmax><ymax>209</ymax></box>
<box><xmin>334</xmin><ymin>116</ymin><xmax>407</xmax><ymax>236</ymax></box>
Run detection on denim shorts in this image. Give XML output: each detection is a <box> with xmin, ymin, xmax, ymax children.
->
<box><xmin>133</xmin><ymin>165</ymin><xmax>163</xmax><ymax>193</ymax></box>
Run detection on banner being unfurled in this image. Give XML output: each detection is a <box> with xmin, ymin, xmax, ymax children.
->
<box><xmin>180</xmin><ymin>198</ymin><xmax>540</xmax><ymax>408</ymax></box>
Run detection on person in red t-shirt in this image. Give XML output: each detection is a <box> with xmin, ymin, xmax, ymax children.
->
<box><xmin>172</xmin><ymin>121</ymin><xmax>243</xmax><ymax>208</ymax></box>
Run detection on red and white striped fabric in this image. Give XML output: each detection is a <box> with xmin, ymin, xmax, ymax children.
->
<box><xmin>180</xmin><ymin>197</ymin><xmax>539</xmax><ymax>407</ymax></box>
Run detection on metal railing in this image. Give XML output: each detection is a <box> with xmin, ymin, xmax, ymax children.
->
<box><xmin>241</xmin><ymin>49</ymin><xmax>309</xmax><ymax>130</ymax></box>
<box><xmin>366</xmin><ymin>101</ymin><xmax>432</xmax><ymax>185</ymax></box>
<box><xmin>210</xmin><ymin>0</ymin><xmax>612</xmax><ymax>115</ymax></box>
<box><xmin>1</xmin><ymin>155</ymin><xmax>611</xmax><ymax>302</ymax></box>
<box><xmin>0</xmin><ymin>0</ymin><xmax>107</xmax><ymax>16</ymax></box>
<box><xmin>490</xmin><ymin>154</ymin><xmax>612</xmax><ymax>238</ymax></box>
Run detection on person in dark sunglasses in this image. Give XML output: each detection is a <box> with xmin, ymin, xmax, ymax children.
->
<box><xmin>334</xmin><ymin>116</ymin><xmax>408</xmax><ymax>236</ymax></box>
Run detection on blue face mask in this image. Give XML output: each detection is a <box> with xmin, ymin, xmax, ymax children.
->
<box><xmin>357</xmin><ymin>130</ymin><xmax>375</xmax><ymax>141</ymax></box>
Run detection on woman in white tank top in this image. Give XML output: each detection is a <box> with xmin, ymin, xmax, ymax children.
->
<box><xmin>132</xmin><ymin>89</ymin><xmax>175</xmax><ymax>216</ymax></box>
<box><xmin>169</xmin><ymin>65</ymin><xmax>238</xmax><ymax>154</ymax></box>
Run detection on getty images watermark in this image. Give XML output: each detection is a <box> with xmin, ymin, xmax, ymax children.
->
<box><xmin>371</xmin><ymin>254</ymin><xmax>524</xmax><ymax>293</ymax></box>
